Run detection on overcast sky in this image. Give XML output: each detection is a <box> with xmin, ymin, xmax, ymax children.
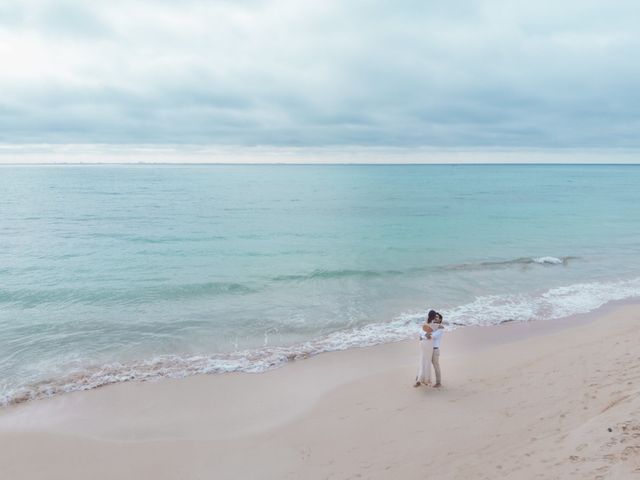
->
<box><xmin>1</xmin><ymin>0</ymin><xmax>639</xmax><ymax>160</ymax></box>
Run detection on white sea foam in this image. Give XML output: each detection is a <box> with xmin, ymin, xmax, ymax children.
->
<box><xmin>445</xmin><ymin>278</ymin><xmax>640</xmax><ymax>326</ymax></box>
<box><xmin>2</xmin><ymin>277</ymin><xmax>640</xmax><ymax>407</ymax></box>
<box><xmin>532</xmin><ymin>256</ymin><xmax>564</xmax><ymax>265</ymax></box>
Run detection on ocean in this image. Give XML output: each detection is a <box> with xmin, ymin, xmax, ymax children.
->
<box><xmin>1</xmin><ymin>164</ymin><xmax>639</xmax><ymax>405</ymax></box>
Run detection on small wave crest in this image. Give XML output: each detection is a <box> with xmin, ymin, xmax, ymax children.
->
<box><xmin>271</xmin><ymin>256</ymin><xmax>575</xmax><ymax>284</ymax></box>
<box><xmin>532</xmin><ymin>256</ymin><xmax>565</xmax><ymax>265</ymax></box>
<box><xmin>0</xmin><ymin>281</ymin><xmax>256</xmax><ymax>308</ymax></box>
<box><xmin>450</xmin><ymin>255</ymin><xmax>577</xmax><ymax>271</ymax></box>
<box><xmin>271</xmin><ymin>268</ymin><xmax>404</xmax><ymax>282</ymax></box>
<box><xmin>3</xmin><ymin>276</ymin><xmax>639</xmax><ymax>407</ymax></box>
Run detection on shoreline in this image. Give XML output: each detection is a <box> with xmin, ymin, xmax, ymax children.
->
<box><xmin>0</xmin><ymin>296</ymin><xmax>635</xmax><ymax>409</ymax></box>
<box><xmin>1</xmin><ymin>300</ymin><xmax>639</xmax><ymax>478</ymax></box>
<box><xmin>3</xmin><ymin>294</ymin><xmax>638</xmax><ymax>409</ymax></box>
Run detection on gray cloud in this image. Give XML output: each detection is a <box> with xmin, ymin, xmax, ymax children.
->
<box><xmin>1</xmin><ymin>0</ymin><xmax>640</xmax><ymax>148</ymax></box>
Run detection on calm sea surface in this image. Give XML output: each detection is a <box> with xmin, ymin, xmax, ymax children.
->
<box><xmin>1</xmin><ymin>164</ymin><xmax>639</xmax><ymax>404</ymax></box>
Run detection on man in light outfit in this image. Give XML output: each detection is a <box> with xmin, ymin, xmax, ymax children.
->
<box><xmin>429</xmin><ymin>313</ymin><xmax>444</xmax><ymax>388</ymax></box>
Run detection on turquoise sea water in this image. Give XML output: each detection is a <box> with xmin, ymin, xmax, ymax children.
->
<box><xmin>1</xmin><ymin>164</ymin><xmax>639</xmax><ymax>404</ymax></box>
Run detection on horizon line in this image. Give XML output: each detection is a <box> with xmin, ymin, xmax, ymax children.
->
<box><xmin>1</xmin><ymin>145</ymin><xmax>639</xmax><ymax>165</ymax></box>
<box><xmin>2</xmin><ymin>162</ymin><xmax>639</xmax><ymax>166</ymax></box>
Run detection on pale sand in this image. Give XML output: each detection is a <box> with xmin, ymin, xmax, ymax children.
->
<box><xmin>1</xmin><ymin>304</ymin><xmax>639</xmax><ymax>479</ymax></box>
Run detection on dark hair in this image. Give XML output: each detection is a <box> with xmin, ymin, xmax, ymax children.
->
<box><xmin>427</xmin><ymin>310</ymin><xmax>437</xmax><ymax>323</ymax></box>
<box><xmin>436</xmin><ymin>312</ymin><xmax>443</xmax><ymax>321</ymax></box>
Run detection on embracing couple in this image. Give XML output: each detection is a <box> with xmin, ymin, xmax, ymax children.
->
<box><xmin>414</xmin><ymin>309</ymin><xmax>444</xmax><ymax>388</ymax></box>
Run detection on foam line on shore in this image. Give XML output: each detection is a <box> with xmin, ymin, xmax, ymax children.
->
<box><xmin>2</xmin><ymin>276</ymin><xmax>640</xmax><ymax>407</ymax></box>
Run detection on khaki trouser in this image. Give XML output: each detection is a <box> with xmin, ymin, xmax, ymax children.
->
<box><xmin>431</xmin><ymin>348</ymin><xmax>441</xmax><ymax>385</ymax></box>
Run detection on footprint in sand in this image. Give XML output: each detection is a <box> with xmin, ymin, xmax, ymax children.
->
<box><xmin>601</xmin><ymin>395</ymin><xmax>630</xmax><ymax>413</ymax></box>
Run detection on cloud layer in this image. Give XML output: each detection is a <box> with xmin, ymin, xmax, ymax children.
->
<box><xmin>1</xmin><ymin>0</ymin><xmax>639</xmax><ymax>148</ymax></box>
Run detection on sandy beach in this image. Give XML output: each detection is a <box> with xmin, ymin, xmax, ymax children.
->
<box><xmin>1</xmin><ymin>303</ymin><xmax>639</xmax><ymax>479</ymax></box>
<box><xmin>3</xmin><ymin>0</ymin><xmax>640</xmax><ymax>477</ymax></box>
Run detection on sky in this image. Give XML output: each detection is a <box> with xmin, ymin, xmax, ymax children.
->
<box><xmin>1</xmin><ymin>0</ymin><xmax>639</xmax><ymax>162</ymax></box>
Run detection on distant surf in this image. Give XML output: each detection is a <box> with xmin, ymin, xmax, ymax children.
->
<box><xmin>448</xmin><ymin>256</ymin><xmax>578</xmax><ymax>271</ymax></box>
<box><xmin>271</xmin><ymin>256</ymin><xmax>575</xmax><ymax>283</ymax></box>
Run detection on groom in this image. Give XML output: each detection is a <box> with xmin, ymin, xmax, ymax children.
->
<box><xmin>427</xmin><ymin>312</ymin><xmax>444</xmax><ymax>388</ymax></box>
